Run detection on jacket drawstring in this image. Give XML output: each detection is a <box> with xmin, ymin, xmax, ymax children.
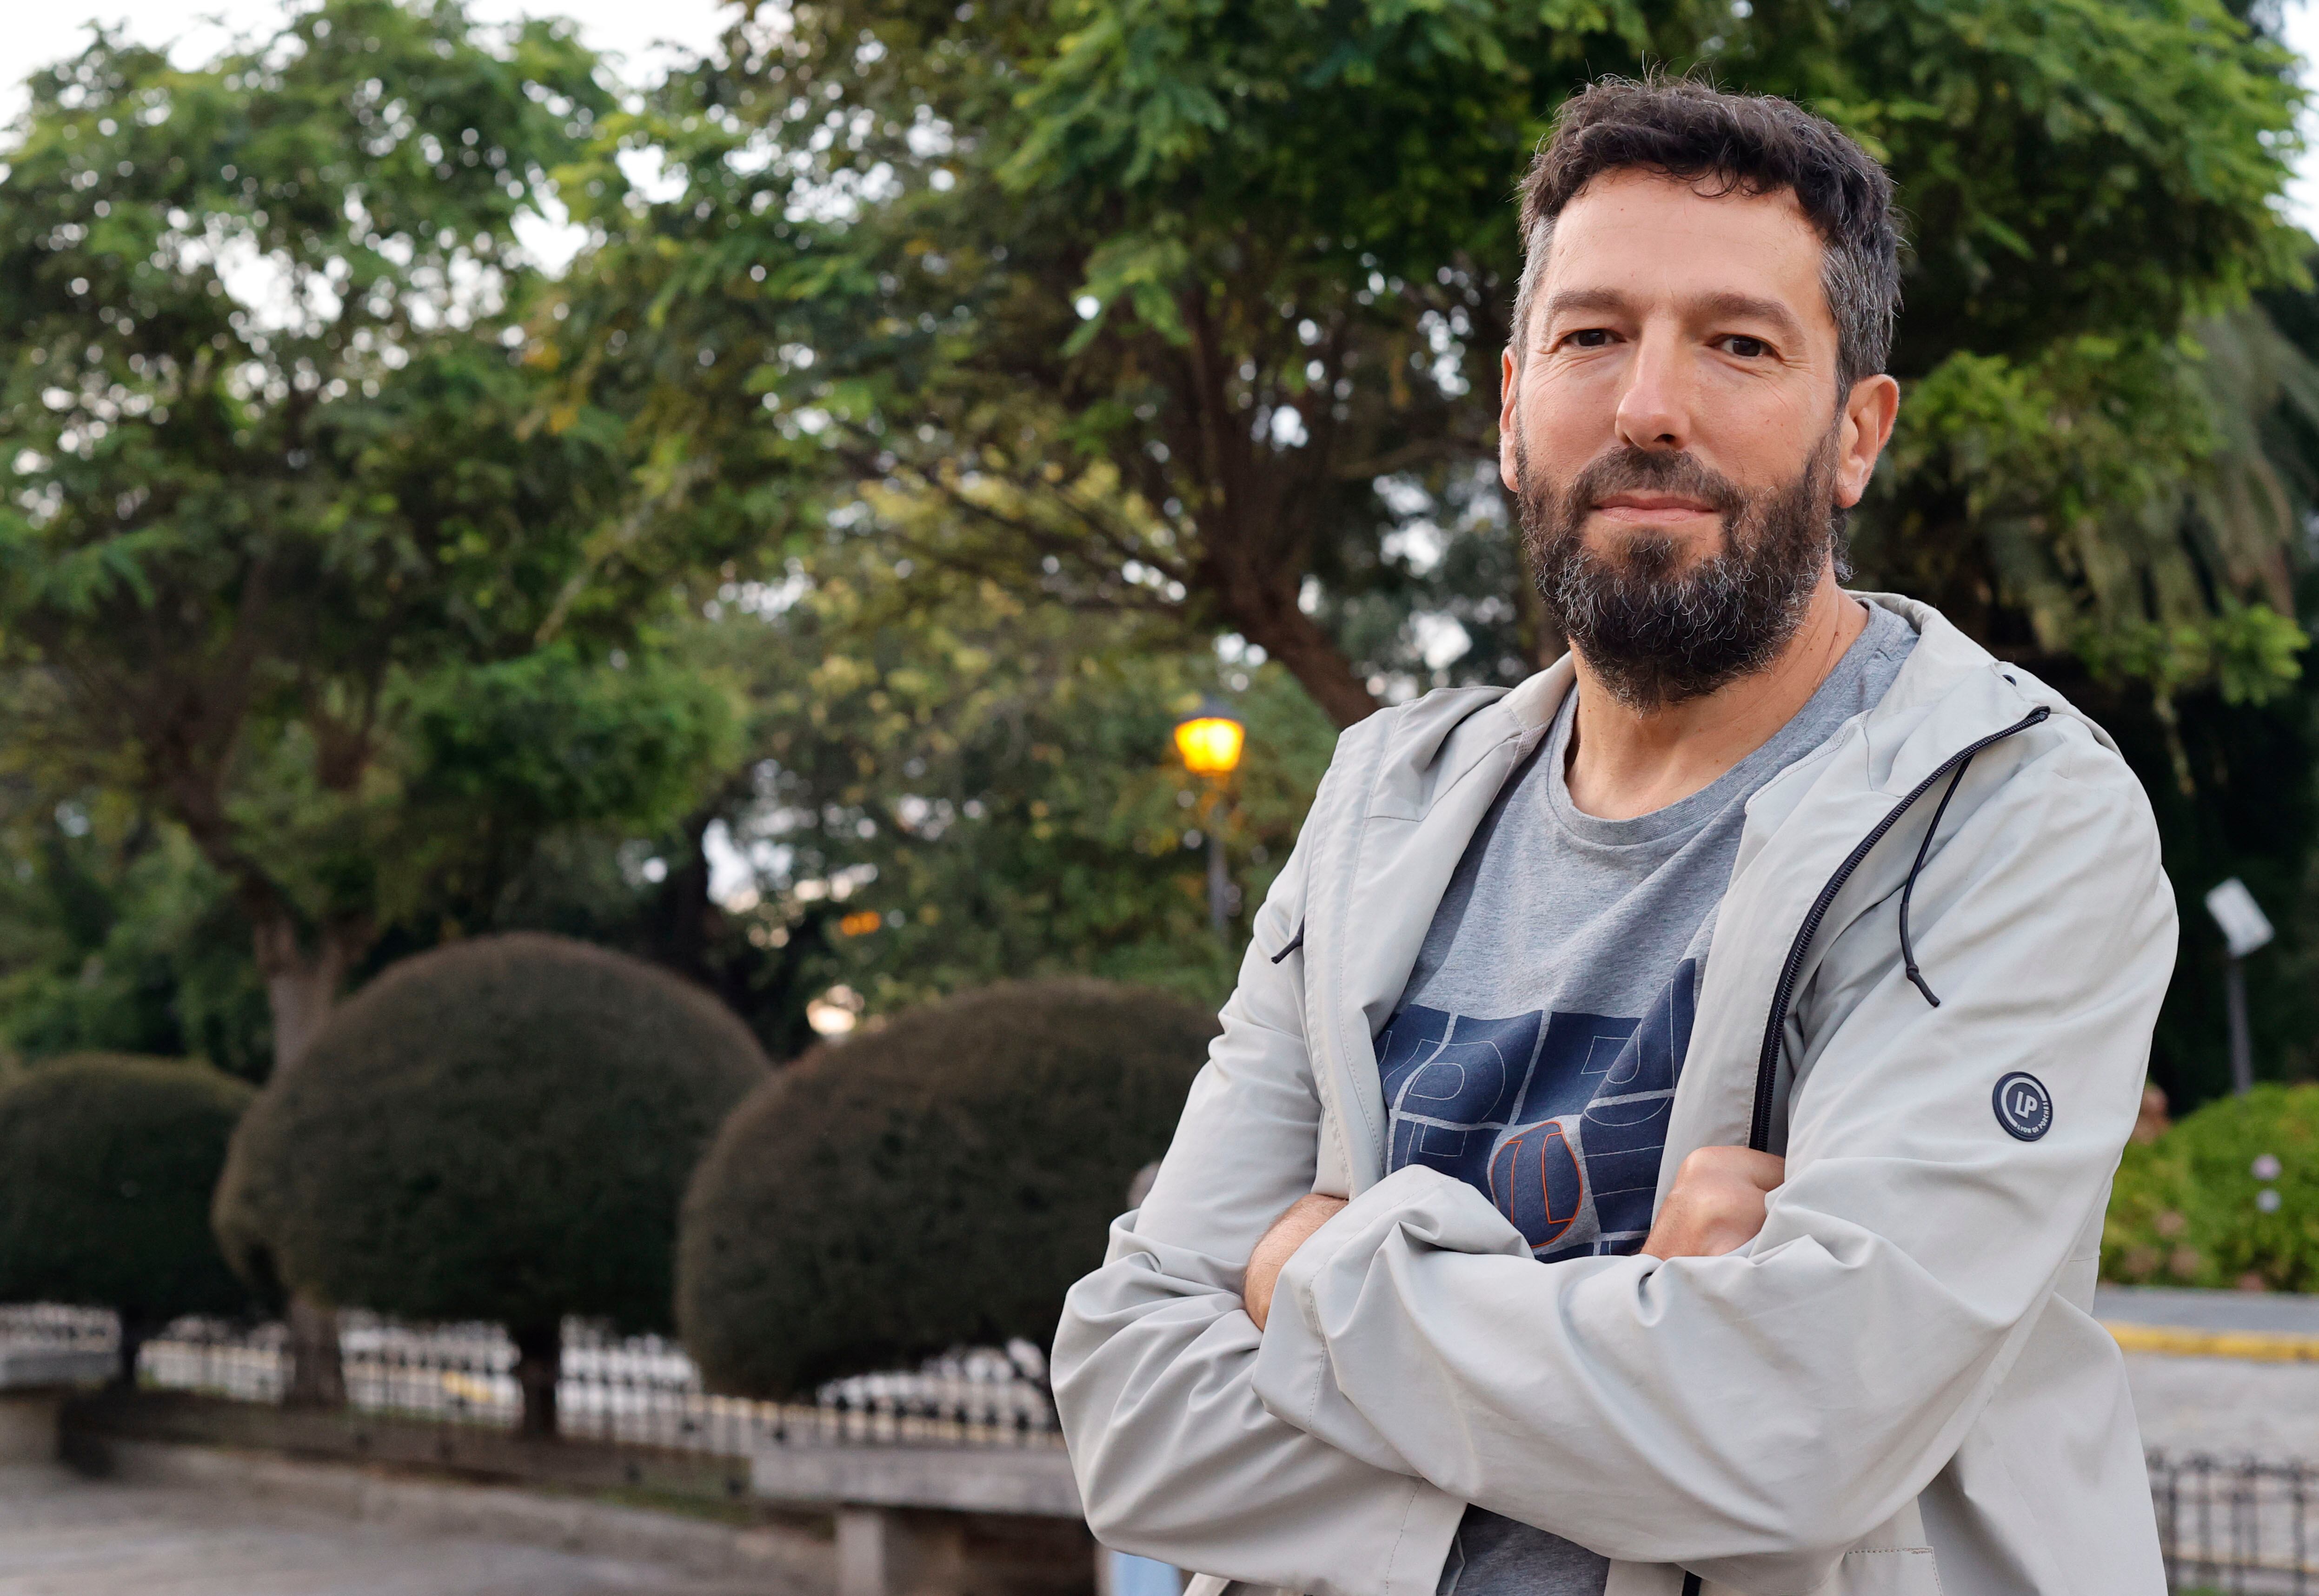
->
<box><xmin>1898</xmin><ymin>757</ymin><xmax>1977</xmax><ymax>1006</ymax></box>
<box><xmin>1749</xmin><ymin>704</ymin><xmax>2050</xmax><ymax>1152</ymax></box>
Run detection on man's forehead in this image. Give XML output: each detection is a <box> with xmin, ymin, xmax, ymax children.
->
<box><xmin>1538</xmin><ymin>170</ymin><xmax>1831</xmax><ymax>330</ymax></box>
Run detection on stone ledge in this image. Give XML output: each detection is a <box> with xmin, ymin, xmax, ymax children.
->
<box><xmin>0</xmin><ymin>1347</ymin><xmax>113</xmax><ymax>1391</ymax></box>
<box><xmin>753</xmin><ymin>1444</ymin><xmax>1083</xmax><ymax>1519</ymax></box>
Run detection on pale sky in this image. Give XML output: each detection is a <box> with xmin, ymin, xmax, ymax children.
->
<box><xmin>0</xmin><ymin>0</ymin><xmax>736</xmax><ymax>124</ymax></box>
<box><xmin>4</xmin><ymin>0</ymin><xmax>2319</xmax><ymax>232</ymax></box>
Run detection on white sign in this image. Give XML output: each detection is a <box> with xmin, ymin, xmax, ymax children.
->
<box><xmin>2206</xmin><ymin>877</ymin><xmax>2276</xmax><ymax>960</ymax></box>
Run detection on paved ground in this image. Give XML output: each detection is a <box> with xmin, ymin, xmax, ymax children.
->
<box><xmin>2127</xmin><ymin>1354</ymin><xmax>2319</xmax><ymax>1461</ymax></box>
<box><xmin>2100</xmin><ymin>1286</ymin><xmax>2319</xmax><ymax>1461</ymax></box>
<box><xmin>0</xmin><ymin>1464</ymin><xmax>778</xmax><ymax>1596</ymax></box>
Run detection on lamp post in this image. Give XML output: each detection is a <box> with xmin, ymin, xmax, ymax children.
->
<box><xmin>1174</xmin><ymin>699</ymin><xmax>1246</xmax><ymax>939</ymax></box>
<box><xmin>2205</xmin><ymin>877</ymin><xmax>2276</xmax><ymax>1096</ymax></box>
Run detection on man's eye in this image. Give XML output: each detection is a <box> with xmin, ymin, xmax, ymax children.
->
<box><xmin>1722</xmin><ymin>335</ymin><xmax>1769</xmax><ymax>358</ymax></box>
<box><xmin>1567</xmin><ymin>328</ymin><xmax>1614</xmax><ymax>349</ymax></box>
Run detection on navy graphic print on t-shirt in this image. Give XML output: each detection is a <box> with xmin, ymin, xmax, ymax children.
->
<box><xmin>1377</xmin><ymin>960</ymin><xmax>1694</xmax><ymax>1259</ymax></box>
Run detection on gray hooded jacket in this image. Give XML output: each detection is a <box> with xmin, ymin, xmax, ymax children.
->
<box><xmin>1052</xmin><ymin>595</ymin><xmax>2177</xmax><ymax>1596</ymax></box>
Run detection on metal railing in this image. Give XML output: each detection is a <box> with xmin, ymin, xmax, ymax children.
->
<box><xmin>8</xmin><ymin>1305</ymin><xmax>1057</xmax><ymax>1455</ymax></box>
<box><xmin>11</xmin><ymin>1303</ymin><xmax>2289</xmax><ymax>1587</ymax></box>
<box><xmin>0</xmin><ymin>1304</ymin><xmax>118</xmax><ymax>1354</ymax></box>
<box><xmin>2151</xmin><ymin>1453</ymin><xmax>2319</xmax><ymax>1594</ymax></box>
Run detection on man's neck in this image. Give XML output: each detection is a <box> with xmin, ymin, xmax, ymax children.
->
<box><xmin>1563</xmin><ymin>570</ymin><xmax>1867</xmax><ymax>821</ymax></box>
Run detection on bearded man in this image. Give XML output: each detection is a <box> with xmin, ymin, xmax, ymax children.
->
<box><xmin>1052</xmin><ymin>78</ymin><xmax>2176</xmax><ymax>1596</ymax></box>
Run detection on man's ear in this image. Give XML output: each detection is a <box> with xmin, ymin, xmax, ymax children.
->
<box><xmin>1498</xmin><ymin>346</ymin><xmax>1522</xmax><ymax>495</ymax></box>
<box><xmin>1833</xmin><ymin>372</ymin><xmax>1900</xmax><ymax>509</ymax></box>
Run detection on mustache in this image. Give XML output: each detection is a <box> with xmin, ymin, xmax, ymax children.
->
<box><xmin>1563</xmin><ymin>446</ymin><xmax>1746</xmax><ymax>523</ymax></box>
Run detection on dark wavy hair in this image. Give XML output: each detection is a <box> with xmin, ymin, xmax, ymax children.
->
<box><xmin>1512</xmin><ymin>77</ymin><xmax>1902</xmax><ymax>395</ymax></box>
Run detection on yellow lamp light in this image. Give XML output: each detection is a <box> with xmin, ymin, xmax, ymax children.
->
<box><xmin>1174</xmin><ymin>702</ymin><xmax>1246</xmax><ymax>777</ymax></box>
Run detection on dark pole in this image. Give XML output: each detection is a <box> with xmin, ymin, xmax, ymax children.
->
<box><xmin>1206</xmin><ymin>812</ymin><xmax>1229</xmax><ymax>939</ymax></box>
<box><xmin>2226</xmin><ymin>955</ymin><xmax>2255</xmax><ymax>1096</ymax></box>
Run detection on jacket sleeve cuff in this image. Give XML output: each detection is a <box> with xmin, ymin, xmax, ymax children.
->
<box><xmin>1246</xmin><ymin>1263</ymin><xmax>1469</xmax><ymax>1596</ymax></box>
<box><xmin>1382</xmin><ymin>1472</ymin><xmax>1470</xmax><ymax>1596</ymax></box>
<box><xmin>1250</xmin><ymin>1166</ymin><xmax>1528</xmax><ymax>1469</ymax></box>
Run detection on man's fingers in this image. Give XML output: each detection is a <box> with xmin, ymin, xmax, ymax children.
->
<box><xmin>1642</xmin><ymin>1147</ymin><xmax>1785</xmax><ymax>1261</ymax></box>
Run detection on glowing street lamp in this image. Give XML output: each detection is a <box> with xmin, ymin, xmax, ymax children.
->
<box><xmin>1173</xmin><ymin>704</ymin><xmax>1246</xmax><ymax>777</ymax></box>
<box><xmin>1175</xmin><ymin>700</ymin><xmax>1246</xmax><ymax>937</ymax></box>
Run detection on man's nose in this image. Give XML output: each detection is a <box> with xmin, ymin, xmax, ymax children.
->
<box><xmin>1614</xmin><ymin>330</ymin><xmax>1692</xmax><ymax>453</ymax></box>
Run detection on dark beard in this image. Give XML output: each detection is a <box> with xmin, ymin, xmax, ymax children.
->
<box><xmin>1517</xmin><ymin>433</ymin><xmax>1842</xmax><ymax>710</ymax></box>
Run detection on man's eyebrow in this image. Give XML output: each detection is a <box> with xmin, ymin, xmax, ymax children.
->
<box><xmin>1538</xmin><ymin>287</ymin><xmax>1810</xmax><ymax>344</ymax></box>
<box><xmin>1693</xmin><ymin>290</ymin><xmax>1807</xmax><ymax>343</ymax></box>
<box><xmin>1538</xmin><ymin>287</ymin><xmax>1633</xmax><ymax>326</ymax></box>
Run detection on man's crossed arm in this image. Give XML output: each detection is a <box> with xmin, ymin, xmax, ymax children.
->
<box><xmin>1243</xmin><ymin>1147</ymin><xmax>1788</xmax><ymax>1331</ymax></box>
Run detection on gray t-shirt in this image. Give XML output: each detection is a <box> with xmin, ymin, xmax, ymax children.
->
<box><xmin>1375</xmin><ymin>604</ymin><xmax>1918</xmax><ymax>1596</ymax></box>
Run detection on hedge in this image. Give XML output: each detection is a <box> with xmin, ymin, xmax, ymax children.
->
<box><xmin>677</xmin><ymin>977</ymin><xmax>1215</xmax><ymax>1397</ymax></box>
<box><xmin>2103</xmin><ymin>1083</ymin><xmax>2319</xmax><ymax>1291</ymax></box>
<box><xmin>0</xmin><ymin>1053</ymin><xmax>255</xmax><ymax>1384</ymax></box>
<box><xmin>213</xmin><ymin>932</ymin><xmax>769</xmax><ymax>1431</ymax></box>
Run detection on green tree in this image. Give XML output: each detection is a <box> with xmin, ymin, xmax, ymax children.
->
<box><xmin>678</xmin><ymin>976</ymin><xmax>1215</xmax><ymax>1397</ymax></box>
<box><xmin>0</xmin><ymin>0</ymin><xmax>750</xmax><ymax>1069</ymax></box>
<box><xmin>564</xmin><ymin>0</ymin><xmax>2307</xmax><ymax>729</ymax></box>
<box><xmin>214</xmin><ymin>932</ymin><xmax>769</xmax><ymax>1434</ymax></box>
<box><xmin>0</xmin><ymin>0</ymin><xmax>747</xmax><ymax>1399</ymax></box>
<box><xmin>0</xmin><ymin>1053</ymin><xmax>257</xmax><ymax>1385</ymax></box>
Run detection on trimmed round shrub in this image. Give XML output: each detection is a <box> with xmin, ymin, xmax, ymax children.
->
<box><xmin>677</xmin><ymin>976</ymin><xmax>1216</xmax><ymax>1398</ymax></box>
<box><xmin>214</xmin><ymin>933</ymin><xmax>769</xmax><ymax>1430</ymax></box>
<box><xmin>0</xmin><ymin>1053</ymin><xmax>256</xmax><ymax>1384</ymax></box>
<box><xmin>2103</xmin><ymin>1084</ymin><xmax>2319</xmax><ymax>1291</ymax></box>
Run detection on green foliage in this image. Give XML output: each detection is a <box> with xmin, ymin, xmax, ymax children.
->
<box><xmin>1737</xmin><ymin>0</ymin><xmax>2307</xmax><ymax>364</ymax></box>
<box><xmin>387</xmin><ymin>644</ymin><xmax>742</xmax><ymax>934</ymax></box>
<box><xmin>563</xmin><ymin>0</ymin><xmax>2310</xmax><ymax>728</ymax></box>
<box><xmin>676</xmin><ymin>977</ymin><xmax>1216</xmax><ymax>1397</ymax></box>
<box><xmin>213</xmin><ymin>932</ymin><xmax>769</xmax><ymax>1334</ymax></box>
<box><xmin>408</xmin><ymin>648</ymin><xmax>737</xmax><ymax>829</ymax></box>
<box><xmin>2104</xmin><ymin>1085</ymin><xmax>2319</xmax><ymax>1291</ymax></box>
<box><xmin>2101</xmin><ymin>1134</ymin><xmax>2201</xmax><ymax>1287</ymax></box>
<box><xmin>3</xmin><ymin>0</ymin><xmax>2309</xmax><ymax>1125</ymax></box>
<box><xmin>0</xmin><ymin>1053</ymin><xmax>257</xmax><ymax>1359</ymax></box>
<box><xmin>0</xmin><ymin>800</ymin><xmax>271</xmax><ymax>1074</ymax></box>
<box><xmin>1734</xmin><ymin>0</ymin><xmax>2318</xmax><ymax>688</ymax></box>
<box><xmin>2080</xmin><ymin>602</ymin><xmax>2309</xmax><ymax>710</ymax></box>
<box><xmin>674</xmin><ymin>540</ymin><xmax>1340</xmax><ymax>1017</ymax></box>
<box><xmin>0</xmin><ymin>0</ymin><xmax>746</xmax><ymax>1068</ymax></box>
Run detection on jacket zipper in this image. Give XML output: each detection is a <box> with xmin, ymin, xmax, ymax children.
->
<box><xmin>1745</xmin><ymin>707</ymin><xmax>2050</xmax><ymax>1153</ymax></box>
<box><xmin>1684</xmin><ymin>705</ymin><xmax>2048</xmax><ymax>1596</ymax></box>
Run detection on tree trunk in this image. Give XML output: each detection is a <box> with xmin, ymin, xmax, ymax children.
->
<box><xmin>512</xmin><ymin>1321</ymin><xmax>561</xmax><ymax>1438</ymax></box>
<box><xmin>252</xmin><ymin>913</ymin><xmax>359</xmax><ymax>1073</ymax></box>
<box><xmin>249</xmin><ymin>906</ymin><xmax>365</xmax><ymax>1409</ymax></box>
<box><xmin>1203</xmin><ymin>577</ymin><xmax>1381</xmax><ymax>729</ymax></box>
<box><xmin>113</xmin><ymin>1312</ymin><xmax>149</xmax><ymax>1392</ymax></box>
<box><xmin>285</xmin><ymin>1293</ymin><xmax>347</xmax><ymax>1408</ymax></box>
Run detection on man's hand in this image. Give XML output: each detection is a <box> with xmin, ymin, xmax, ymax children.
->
<box><xmin>1642</xmin><ymin>1146</ymin><xmax>1786</xmax><ymax>1260</ymax></box>
<box><xmin>1244</xmin><ymin>1193</ymin><xmax>1349</xmax><ymax>1330</ymax></box>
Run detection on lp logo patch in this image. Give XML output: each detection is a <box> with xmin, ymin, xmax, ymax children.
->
<box><xmin>1993</xmin><ymin>1072</ymin><xmax>2053</xmax><ymax>1142</ymax></box>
